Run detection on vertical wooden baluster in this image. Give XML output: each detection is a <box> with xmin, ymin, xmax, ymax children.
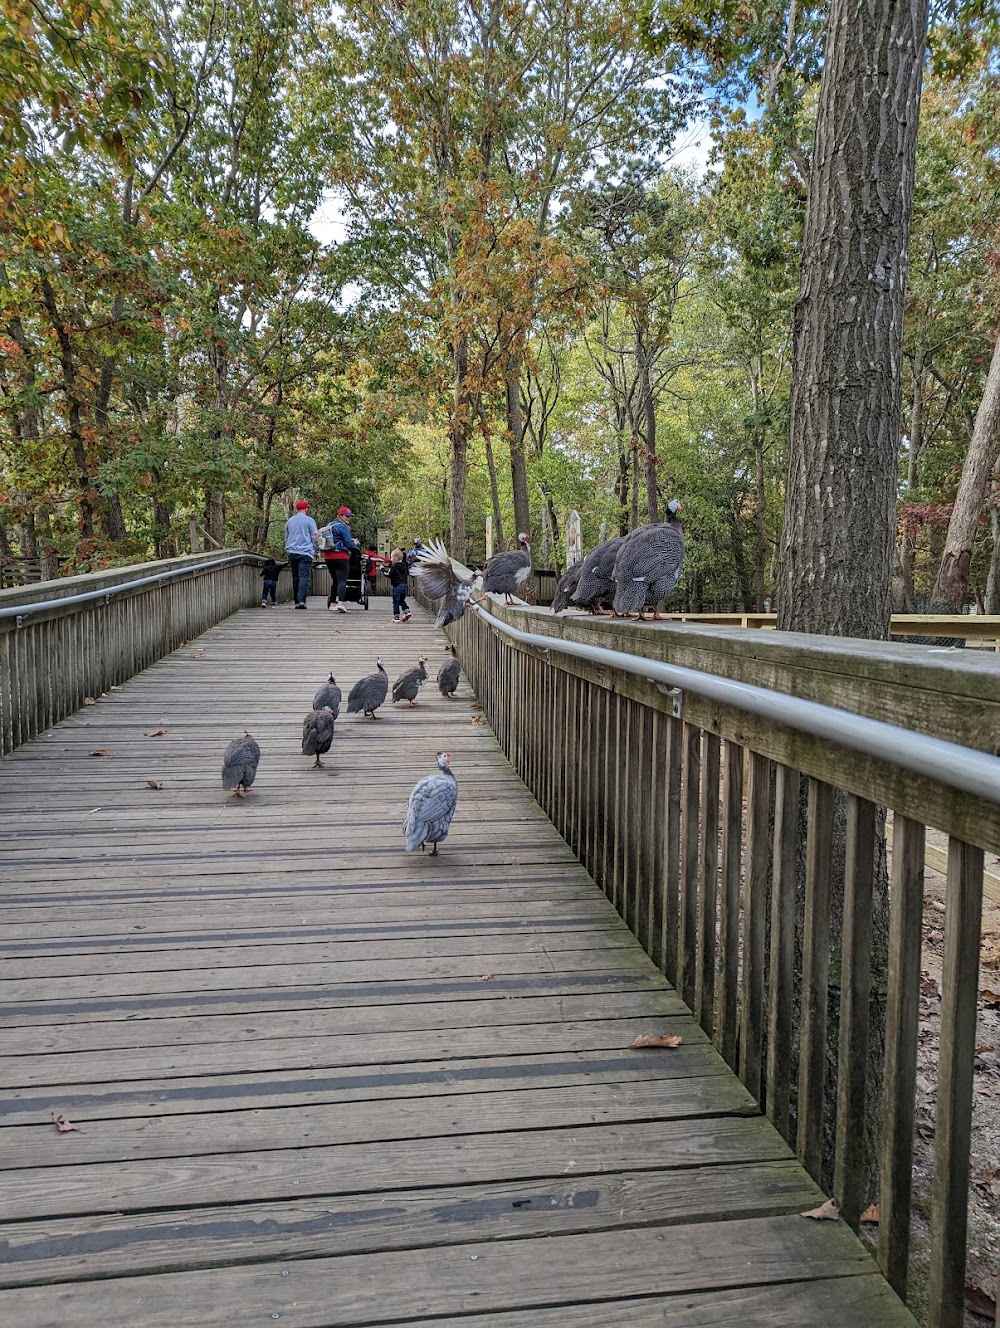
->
<box><xmin>663</xmin><ymin>712</ymin><xmax>682</xmax><ymax>988</ymax></box>
<box><xmin>834</xmin><ymin>794</ymin><xmax>877</xmax><ymax>1230</ymax></box>
<box><xmin>679</xmin><ymin>721</ymin><xmax>701</xmax><ymax>1009</ymax></box>
<box><xmin>627</xmin><ymin>699</ymin><xmax>644</xmax><ymax>938</ymax></box>
<box><xmin>766</xmin><ymin>764</ymin><xmax>801</xmax><ymax>1143</ymax></box>
<box><xmin>574</xmin><ymin>677</ymin><xmax>588</xmax><ymax>859</ymax></box>
<box><xmin>0</xmin><ymin>633</ymin><xmax>13</xmax><ymax>756</ymax></box>
<box><xmin>739</xmin><ymin>752</ymin><xmax>772</xmax><ymax>1102</ymax></box>
<box><xmin>796</xmin><ymin>778</ymin><xmax>835</xmax><ymax>1181</ymax></box>
<box><xmin>634</xmin><ymin>705</ymin><xmax>655</xmax><ymax>955</ymax></box>
<box><xmin>616</xmin><ymin>697</ymin><xmax>633</xmax><ymax>921</ymax></box>
<box><xmin>696</xmin><ymin>731</ymin><xmax>721</xmax><ymax>1036</ymax></box>
<box><xmin>879</xmin><ymin>815</ymin><xmax>924</xmax><ymax>1298</ymax></box>
<box><xmin>599</xmin><ymin>689</ymin><xmax>617</xmax><ymax>898</ymax></box>
<box><xmin>648</xmin><ymin>709</ymin><xmax>666</xmax><ymax>972</ymax></box>
<box><xmin>927</xmin><ymin>837</ymin><xmax>984</xmax><ymax>1328</ymax></box>
<box><xmin>717</xmin><ymin>741</ymin><xmax>744</xmax><ymax>1068</ymax></box>
<box><xmin>609</xmin><ymin>692</ymin><xmax>624</xmax><ymax>913</ymax></box>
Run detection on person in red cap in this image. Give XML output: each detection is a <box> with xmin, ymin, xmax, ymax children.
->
<box><xmin>321</xmin><ymin>506</ymin><xmax>361</xmax><ymax>613</ymax></box>
<box><xmin>284</xmin><ymin>500</ymin><xmax>319</xmax><ymax>608</ymax></box>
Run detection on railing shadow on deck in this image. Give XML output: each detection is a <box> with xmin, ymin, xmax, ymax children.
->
<box><xmin>414</xmin><ymin>582</ymin><xmax>1000</xmax><ymax>1328</ymax></box>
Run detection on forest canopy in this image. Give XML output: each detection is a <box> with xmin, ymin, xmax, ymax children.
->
<box><xmin>2</xmin><ymin>0</ymin><xmax>999</xmax><ymax>613</ymax></box>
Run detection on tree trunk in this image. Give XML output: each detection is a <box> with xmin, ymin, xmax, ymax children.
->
<box><xmin>754</xmin><ymin>437</ymin><xmax>768</xmax><ymax>611</ymax></box>
<box><xmin>616</xmin><ymin>446</ymin><xmax>630</xmax><ymax>536</ymax></box>
<box><xmin>985</xmin><ymin>490</ymin><xmax>1000</xmax><ymax>614</ymax></box>
<box><xmin>775</xmin><ymin>0</ymin><xmax>929</xmax><ymax>1209</ymax></box>
<box><xmin>931</xmin><ymin>333</ymin><xmax>1000</xmax><ymax>610</ymax></box>
<box><xmin>39</xmin><ymin>274</ymin><xmax>96</xmax><ymax>543</ymax></box>
<box><xmin>479</xmin><ymin>402</ymin><xmax>506</xmax><ymax>550</ymax></box>
<box><xmin>630</xmin><ymin>434</ymin><xmax>640</xmax><ymax>530</ymax></box>
<box><xmin>505</xmin><ymin>351</ymin><xmax>531</xmax><ymax>538</ymax></box>
<box><xmin>899</xmin><ymin>349</ymin><xmax>925</xmax><ymax>610</ymax></box>
<box><xmin>449</xmin><ymin>333</ymin><xmax>472</xmax><ymax>563</ymax></box>
<box><xmin>777</xmin><ymin>0</ymin><xmax>928</xmax><ymax>639</ymax></box>
<box><xmin>205</xmin><ymin>492</ymin><xmax>226</xmax><ymax>548</ymax></box>
<box><xmin>639</xmin><ymin>343</ymin><xmax>659</xmax><ymax>523</ymax></box>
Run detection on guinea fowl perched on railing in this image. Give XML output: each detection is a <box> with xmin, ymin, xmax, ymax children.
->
<box><xmin>437</xmin><ymin>643</ymin><xmax>461</xmax><ymax>697</ymax></box>
<box><xmin>312</xmin><ymin>672</ymin><xmax>341</xmax><ymax>719</ymax></box>
<box><xmin>611</xmin><ymin>500</ymin><xmax>684</xmax><ymax>620</ymax></box>
<box><xmin>413</xmin><ymin>534</ymin><xmax>531</xmax><ymax>624</ymax></box>
<box><xmin>404</xmin><ymin>751</ymin><xmax>458</xmax><ymax>855</ymax></box>
<box><xmin>301</xmin><ymin>707</ymin><xmax>335</xmax><ymax>768</ymax></box>
<box><xmin>346</xmin><ymin>657</ymin><xmax>389</xmax><ymax>719</ymax></box>
<box><xmin>551</xmin><ymin>561</ymin><xmax>583</xmax><ymax>613</ymax></box>
<box><xmin>392</xmin><ymin>656</ymin><xmax>430</xmax><ymax>707</ymax></box>
<box><xmin>481</xmin><ymin>533</ymin><xmax>532</xmax><ymax>603</ymax></box>
<box><xmin>570</xmin><ymin>535</ymin><xmax>626</xmax><ymax>614</ymax></box>
<box><xmin>222</xmin><ymin>733</ymin><xmax>260</xmax><ymax>797</ymax></box>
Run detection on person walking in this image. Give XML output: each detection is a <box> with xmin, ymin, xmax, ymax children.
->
<box><xmin>259</xmin><ymin>556</ymin><xmax>287</xmax><ymax>606</ymax></box>
<box><xmin>387</xmin><ymin>548</ymin><xmax>412</xmax><ymax>623</ymax></box>
<box><xmin>284</xmin><ymin>500</ymin><xmax>318</xmax><ymax>609</ymax></box>
<box><xmin>323</xmin><ymin>506</ymin><xmax>361</xmax><ymax>613</ymax></box>
<box><xmin>405</xmin><ymin>537</ymin><xmax>423</xmax><ymax>570</ymax></box>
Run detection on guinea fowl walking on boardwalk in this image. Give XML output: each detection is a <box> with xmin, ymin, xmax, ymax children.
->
<box><xmin>437</xmin><ymin>643</ymin><xmax>461</xmax><ymax>697</ymax></box>
<box><xmin>404</xmin><ymin>752</ymin><xmax>458</xmax><ymax>855</ymax></box>
<box><xmin>481</xmin><ymin>532</ymin><xmax>532</xmax><ymax>603</ymax></box>
<box><xmin>392</xmin><ymin>656</ymin><xmax>430</xmax><ymax>706</ymax></box>
<box><xmin>611</xmin><ymin>500</ymin><xmax>684</xmax><ymax>620</ymax></box>
<box><xmin>301</xmin><ymin>707</ymin><xmax>335</xmax><ymax>768</ymax></box>
<box><xmin>222</xmin><ymin>733</ymin><xmax>260</xmax><ymax>797</ymax></box>
<box><xmin>312</xmin><ymin>672</ymin><xmax>341</xmax><ymax>719</ymax></box>
<box><xmin>551</xmin><ymin>562</ymin><xmax>583</xmax><ymax>613</ymax></box>
<box><xmin>571</xmin><ymin>535</ymin><xmax>626</xmax><ymax>614</ymax></box>
<box><xmin>346</xmin><ymin>657</ymin><xmax>389</xmax><ymax>719</ymax></box>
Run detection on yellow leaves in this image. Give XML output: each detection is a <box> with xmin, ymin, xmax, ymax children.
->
<box><xmin>628</xmin><ymin>1033</ymin><xmax>684</xmax><ymax>1049</ymax></box>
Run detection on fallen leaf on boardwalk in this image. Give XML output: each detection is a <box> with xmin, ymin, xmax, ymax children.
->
<box><xmin>470</xmin><ymin>715</ymin><xmax>485</xmax><ymax>725</ymax></box>
<box><xmin>147</xmin><ymin>728</ymin><xmax>167</xmax><ymax>737</ymax></box>
<box><xmin>191</xmin><ymin>651</ymin><xmax>206</xmax><ymax>660</ymax></box>
<box><xmin>83</xmin><ymin>696</ymin><xmax>96</xmax><ymax>706</ymax></box>
<box><xmin>859</xmin><ymin>1204</ymin><xmax>880</xmax><ymax>1224</ymax></box>
<box><xmin>89</xmin><ymin>748</ymin><xmax>108</xmax><ymax>756</ymax></box>
<box><xmin>51</xmin><ymin>1112</ymin><xmax>79</xmax><ymax>1133</ymax></box>
<box><xmin>965</xmin><ymin>1286</ymin><xmax>997</xmax><ymax>1321</ymax></box>
<box><xmin>146</xmin><ymin>780</ymin><xmax>163</xmax><ymax>790</ymax></box>
<box><xmin>470</xmin><ymin>701</ymin><xmax>482</xmax><ymax>709</ymax></box>
<box><xmin>979</xmin><ymin>989</ymin><xmax>1000</xmax><ymax>1007</ymax></box>
<box><xmin>628</xmin><ymin>1033</ymin><xmax>683</xmax><ymax>1050</ymax></box>
<box><xmin>801</xmin><ymin>1199</ymin><xmax>839</xmax><ymax>1221</ymax></box>
<box><xmin>478</xmin><ymin>974</ymin><xmax>494</xmax><ymax>982</ymax></box>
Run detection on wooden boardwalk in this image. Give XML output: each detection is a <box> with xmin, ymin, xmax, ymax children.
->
<box><xmin>0</xmin><ymin>591</ymin><xmax>916</xmax><ymax>1326</ymax></box>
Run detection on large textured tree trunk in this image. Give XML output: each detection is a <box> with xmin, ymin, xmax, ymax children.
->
<box><xmin>638</xmin><ymin>340</ymin><xmax>659</xmax><ymax>523</ymax></box>
<box><xmin>985</xmin><ymin>492</ymin><xmax>1000</xmax><ymax>614</ymax></box>
<box><xmin>777</xmin><ymin>0</ymin><xmax>928</xmax><ymax>639</ymax></box>
<box><xmin>931</xmin><ymin>333</ymin><xmax>1000</xmax><ymax>610</ymax></box>
<box><xmin>449</xmin><ymin>333</ymin><xmax>472</xmax><ymax>563</ymax></box>
<box><xmin>775</xmin><ymin>0</ymin><xmax>929</xmax><ymax>1211</ymax></box>
<box><xmin>505</xmin><ymin>352</ymin><xmax>531</xmax><ymax>538</ymax></box>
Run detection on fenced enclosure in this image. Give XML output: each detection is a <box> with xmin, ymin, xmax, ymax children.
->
<box><xmin>448</xmin><ymin>596</ymin><xmax>1000</xmax><ymax>1328</ymax></box>
<box><xmin>0</xmin><ymin>552</ymin><xmax>265</xmax><ymax>759</ymax></box>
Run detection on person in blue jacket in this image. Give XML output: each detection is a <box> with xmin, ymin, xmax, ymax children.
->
<box><xmin>284</xmin><ymin>500</ymin><xmax>318</xmax><ymax>609</ymax></box>
<box><xmin>323</xmin><ymin>506</ymin><xmax>361</xmax><ymax>613</ymax></box>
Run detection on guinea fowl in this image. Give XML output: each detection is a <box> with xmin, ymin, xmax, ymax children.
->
<box><xmin>611</xmin><ymin>501</ymin><xmax>684</xmax><ymax>620</ymax></box>
<box><xmin>404</xmin><ymin>751</ymin><xmax>458</xmax><ymax>855</ymax></box>
<box><xmin>222</xmin><ymin>733</ymin><xmax>260</xmax><ymax>797</ymax></box>
<box><xmin>312</xmin><ymin>672</ymin><xmax>341</xmax><ymax>719</ymax></box>
<box><xmin>571</xmin><ymin>535</ymin><xmax>626</xmax><ymax>613</ymax></box>
<box><xmin>551</xmin><ymin>562</ymin><xmax>583</xmax><ymax>613</ymax></box>
<box><xmin>481</xmin><ymin>533</ymin><xmax>532</xmax><ymax>603</ymax></box>
<box><xmin>301</xmin><ymin>707</ymin><xmax>335</xmax><ymax>768</ymax></box>
<box><xmin>346</xmin><ymin>657</ymin><xmax>389</xmax><ymax>719</ymax></box>
<box><xmin>392</xmin><ymin>655</ymin><xmax>430</xmax><ymax>706</ymax></box>
<box><xmin>411</xmin><ymin>540</ymin><xmax>478</xmax><ymax>627</ymax></box>
<box><xmin>437</xmin><ymin>643</ymin><xmax>461</xmax><ymax>697</ymax></box>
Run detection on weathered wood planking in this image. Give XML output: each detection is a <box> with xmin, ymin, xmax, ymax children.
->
<box><xmin>0</xmin><ymin>594</ymin><xmax>916</xmax><ymax>1326</ymax></box>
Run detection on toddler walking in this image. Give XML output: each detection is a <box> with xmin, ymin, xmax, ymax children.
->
<box><xmin>387</xmin><ymin>548</ymin><xmax>412</xmax><ymax>622</ymax></box>
<box><xmin>260</xmin><ymin>557</ymin><xmax>287</xmax><ymax>606</ymax></box>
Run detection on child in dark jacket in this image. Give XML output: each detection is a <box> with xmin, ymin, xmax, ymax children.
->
<box><xmin>260</xmin><ymin>558</ymin><xmax>287</xmax><ymax>606</ymax></box>
<box><xmin>386</xmin><ymin>549</ymin><xmax>411</xmax><ymax>622</ymax></box>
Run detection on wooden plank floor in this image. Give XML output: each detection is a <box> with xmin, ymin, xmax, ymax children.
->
<box><xmin>0</xmin><ymin>591</ymin><xmax>916</xmax><ymax>1327</ymax></box>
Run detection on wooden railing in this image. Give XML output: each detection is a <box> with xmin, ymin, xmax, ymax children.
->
<box><xmin>659</xmin><ymin>610</ymin><xmax>1000</xmax><ymax>649</ymax></box>
<box><xmin>442</xmin><ymin>594</ymin><xmax>1000</xmax><ymax>1328</ymax></box>
<box><xmin>0</xmin><ymin>552</ymin><xmax>266</xmax><ymax>759</ymax></box>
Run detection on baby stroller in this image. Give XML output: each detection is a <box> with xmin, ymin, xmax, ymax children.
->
<box><xmin>344</xmin><ymin>550</ymin><xmax>370</xmax><ymax>610</ymax></box>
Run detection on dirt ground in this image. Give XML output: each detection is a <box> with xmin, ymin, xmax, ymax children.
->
<box><xmin>901</xmin><ymin>838</ymin><xmax>1000</xmax><ymax>1326</ymax></box>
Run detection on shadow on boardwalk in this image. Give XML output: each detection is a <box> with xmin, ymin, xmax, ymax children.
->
<box><xmin>0</xmin><ymin>594</ymin><xmax>916</xmax><ymax>1326</ymax></box>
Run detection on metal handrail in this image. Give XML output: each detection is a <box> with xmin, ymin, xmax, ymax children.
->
<box><xmin>472</xmin><ymin>599</ymin><xmax>1000</xmax><ymax>807</ymax></box>
<box><xmin>0</xmin><ymin>553</ymin><xmax>254</xmax><ymax>625</ymax></box>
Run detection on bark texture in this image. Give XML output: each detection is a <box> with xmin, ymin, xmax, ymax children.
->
<box><xmin>931</xmin><ymin>334</ymin><xmax>1000</xmax><ymax>610</ymax></box>
<box><xmin>777</xmin><ymin>0</ymin><xmax>929</xmax><ymax>639</ymax></box>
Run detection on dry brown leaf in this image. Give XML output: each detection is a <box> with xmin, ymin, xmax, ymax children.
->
<box><xmin>51</xmin><ymin>1112</ymin><xmax>79</xmax><ymax>1133</ymax></box>
<box><xmin>147</xmin><ymin>728</ymin><xmax>167</xmax><ymax>737</ymax></box>
<box><xmin>191</xmin><ymin>651</ymin><xmax>206</xmax><ymax>660</ymax></box>
<box><xmin>470</xmin><ymin>715</ymin><xmax>485</xmax><ymax>725</ymax></box>
<box><xmin>89</xmin><ymin>749</ymin><xmax>108</xmax><ymax>757</ymax></box>
<box><xmin>146</xmin><ymin>779</ymin><xmax>163</xmax><ymax>790</ymax></box>
<box><xmin>469</xmin><ymin>701</ymin><xmax>482</xmax><ymax>710</ymax></box>
<box><xmin>83</xmin><ymin>696</ymin><xmax>96</xmax><ymax>706</ymax></box>
<box><xmin>859</xmin><ymin>1203</ymin><xmax>880</xmax><ymax>1224</ymax></box>
<box><xmin>478</xmin><ymin>973</ymin><xmax>494</xmax><ymax>982</ymax></box>
<box><xmin>979</xmin><ymin>989</ymin><xmax>1000</xmax><ymax>1008</ymax></box>
<box><xmin>801</xmin><ymin>1199</ymin><xmax>840</xmax><ymax>1221</ymax></box>
<box><xmin>628</xmin><ymin>1033</ymin><xmax>684</xmax><ymax>1050</ymax></box>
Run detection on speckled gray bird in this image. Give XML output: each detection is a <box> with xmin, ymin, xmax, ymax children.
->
<box><xmin>346</xmin><ymin>657</ymin><xmax>389</xmax><ymax>719</ymax></box>
<box><xmin>312</xmin><ymin>672</ymin><xmax>341</xmax><ymax>719</ymax></box>
<box><xmin>611</xmin><ymin>504</ymin><xmax>684</xmax><ymax>619</ymax></box>
<box><xmin>392</xmin><ymin>656</ymin><xmax>430</xmax><ymax>706</ymax></box>
<box><xmin>551</xmin><ymin>562</ymin><xmax>583</xmax><ymax>613</ymax></box>
<box><xmin>222</xmin><ymin>733</ymin><xmax>260</xmax><ymax>797</ymax></box>
<box><xmin>571</xmin><ymin>536</ymin><xmax>625</xmax><ymax>613</ymax></box>
<box><xmin>437</xmin><ymin>643</ymin><xmax>461</xmax><ymax>697</ymax></box>
<box><xmin>301</xmin><ymin>708</ymin><xmax>335</xmax><ymax>768</ymax></box>
<box><xmin>404</xmin><ymin>752</ymin><xmax>458</xmax><ymax>855</ymax></box>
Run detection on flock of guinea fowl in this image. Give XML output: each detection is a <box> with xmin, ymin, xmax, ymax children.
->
<box><xmin>220</xmin><ymin>504</ymin><xmax>685</xmax><ymax>857</ymax></box>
